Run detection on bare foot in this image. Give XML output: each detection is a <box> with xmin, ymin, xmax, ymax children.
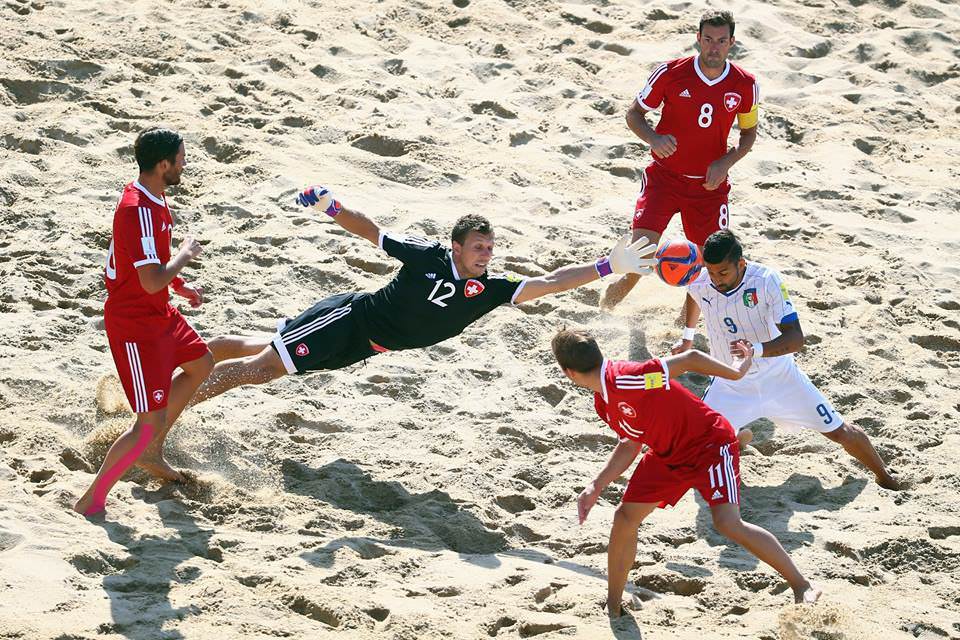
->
<box><xmin>72</xmin><ymin>492</ymin><xmax>104</xmax><ymax>517</ymax></box>
<box><xmin>604</xmin><ymin>598</ymin><xmax>624</xmax><ymax>618</ymax></box>
<box><xmin>877</xmin><ymin>474</ymin><xmax>902</xmax><ymax>491</ymax></box>
<box><xmin>136</xmin><ymin>456</ymin><xmax>184</xmax><ymax>482</ymax></box>
<box><xmin>737</xmin><ymin>428</ymin><xmax>754</xmax><ymax>448</ymax></box>
<box><xmin>793</xmin><ymin>583</ymin><xmax>821</xmax><ymax>604</ymax></box>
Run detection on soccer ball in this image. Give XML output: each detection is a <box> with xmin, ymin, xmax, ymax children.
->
<box><xmin>655</xmin><ymin>238</ymin><xmax>702</xmax><ymax>287</ymax></box>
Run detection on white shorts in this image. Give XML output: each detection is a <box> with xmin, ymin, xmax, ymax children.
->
<box><xmin>701</xmin><ymin>359</ymin><xmax>843</xmax><ymax>434</ymax></box>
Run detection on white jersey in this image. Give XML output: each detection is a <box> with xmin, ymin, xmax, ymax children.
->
<box><xmin>687</xmin><ymin>261</ymin><xmax>798</xmax><ymax>377</ymax></box>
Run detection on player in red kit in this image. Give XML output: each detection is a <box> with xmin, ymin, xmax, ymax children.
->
<box><xmin>601</xmin><ymin>10</ymin><xmax>759</xmax><ymax>310</ymax></box>
<box><xmin>551</xmin><ymin>330</ymin><xmax>819</xmax><ymax>617</ymax></box>
<box><xmin>73</xmin><ymin>128</ymin><xmax>214</xmax><ymax>516</ymax></box>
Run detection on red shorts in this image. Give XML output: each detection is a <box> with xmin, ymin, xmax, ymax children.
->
<box><xmin>106</xmin><ymin>310</ymin><xmax>208</xmax><ymax>414</ymax></box>
<box><xmin>631</xmin><ymin>162</ymin><xmax>731</xmax><ymax>247</ymax></box>
<box><xmin>623</xmin><ymin>441</ymin><xmax>740</xmax><ymax>509</ymax></box>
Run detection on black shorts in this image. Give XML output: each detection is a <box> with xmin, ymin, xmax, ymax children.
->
<box><xmin>271</xmin><ymin>292</ymin><xmax>377</xmax><ymax>374</ymax></box>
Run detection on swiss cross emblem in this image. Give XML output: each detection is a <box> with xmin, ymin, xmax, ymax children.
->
<box><xmin>618</xmin><ymin>402</ymin><xmax>636</xmax><ymax>418</ymax></box>
<box><xmin>464</xmin><ymin>279</ymin><xmax>485</xmax><ymax>298</ymax></box>
<box><xmin>153</xmin><ymin>390</ymin><xmax>164</xmax><ymax>403</ymax></box>
<box><xmin>295</xmin><ymin>343</ymin><xmax>309</xmax><ymax>357</ymax></box>
<box><xmin>723</xmin><ymin>92</ymin><xmax>742</xmax><ymax>112</ymax></box>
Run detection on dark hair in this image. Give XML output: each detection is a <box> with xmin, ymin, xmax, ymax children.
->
<box><xmin>702</xmin><ymin>229</ymin><xmax>743</xmax><ymax>265</ymax></box>
<box><xmin>552</xmin><ymin>329</ymin><xmax>603</xmax><ymax>373</ymax></box>
<box><xmin>134</xmin><ymin>127</ymin><xmax>183</xmax><ymax>172</ymax></box>
<box><xmin>451</xmin><ymin>214</ymin><xmax>493</xmax><ymax>245</ymax></box>
<box><xmin>699</xmin><ymin>10</ymin><xmax>735</xmax><ymax>38</ymax></box>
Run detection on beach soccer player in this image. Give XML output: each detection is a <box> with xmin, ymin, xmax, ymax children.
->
<box><xmin>672</xmin><ymin>230</ymin><xmax>900</xmax><ymax>490</ymax></box>
<box><xmin>73</xmin><ymin>127</ymin><xmax>213</xmax><ymax>516</ymax></box>
<box><xmin>552</xmin><ymin>329</ymin><xmax>820</xmax><ymax>616</ymax></box>
<box><xmin>602</xmin><ymin>10</ymin><xmax>759</xmax><ymax>310</ymax></box>
<box><xmin>157</xmin><ymin>185</ymin><xmax>657</xmax><ymax>416</ymax></box>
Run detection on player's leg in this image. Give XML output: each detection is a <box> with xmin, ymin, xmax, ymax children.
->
<box><xmin>606</xmin><ymin>501</ymin><xmax>659</xmax><ymax>617</ymax></box>
<box><xmin>207</xmin><ymin>335</ymin><xmax>273</xmax><ymax>362</ymax></box>
<box><xmin>190</xmin><ymin>293</ymin><xmax>365</xmax><ymax>406</ymax></box>
<box><xmin>605</xmin><ymin>452</ymin><xmax>685</xmax><ymax>617</ymax></box>
<box><xmin>131</xmin><ymin>313</ymin><xmax>213</xmax><ymax>480</ymax></box>
<box><xmin>701</xmin><ymin>378</ymin><xmax>763</xmax><ymax>448</ymax></box>
<box><xmin>769</xmin><ymin>366</ymin><xmax>899</xmax><ymax>489</ymax></box>
<box><xmin>190</xmin><ymin>346</ymin><xmax>288</xmax><ymax>405</ymax></box>
<box><xmin>700</xmin><ymin>442</ymin><xmax>819</xmax><ymax>604</ymax></box>
<box><xmin>678</xmin><ymin>174</ymin><xmax>730</xmax><ymax>252</ymax></box>
<box><xmin>710</xmin><ymin>502</ymin><xmax>819</xmax><ymax>603</ymax></box>
<box><xmin>600</xmin><ymin>164</ymin><xmax>675</xmax><ymax>311</ymax></box>
<box><xmin>137</xmin><ymin>350</ymin><xmax>214</xmax><ymax>480</ymax></box>
<box><xmin>821</xmin><ymin>423</ymin><xmax>898</xmax><ymax>489</ymax></box>
<box><xmin>73</xmin><ymin>407</ymin><xmax>166</xmax><ymax>516</ymax></box>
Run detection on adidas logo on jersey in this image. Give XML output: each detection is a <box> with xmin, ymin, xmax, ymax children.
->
<box><xmin>425</xmin><ymin>273</ymin><xmax>436</xmax><ymax>279</ymax></box>
<box><xmin>711</xmin><ymin>490</ymin><xmax>723</xmax><ymax>500</ymax></box>
<box><xmin>679</xmin><ymin>89</ymin><xmax>691</xmax><ymax>98</ymax></box>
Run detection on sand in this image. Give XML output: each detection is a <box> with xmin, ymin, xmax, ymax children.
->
<box><xmin>1</xmin><ymin>0</ymin><xmax>959</xmax><ymax>638</ymax></box>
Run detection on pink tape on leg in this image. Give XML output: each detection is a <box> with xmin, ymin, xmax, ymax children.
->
<box><xmin>85</xmin><ymin>423</ymin><xmax>156</xmax><ymax>516</ymax></box>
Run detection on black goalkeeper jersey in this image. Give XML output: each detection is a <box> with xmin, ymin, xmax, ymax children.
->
<box><xmin>351</xmin><ymin>231</ymin><xmax>527</xmax><ymax>351</ymax></box>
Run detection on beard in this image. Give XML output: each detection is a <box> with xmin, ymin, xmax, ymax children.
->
<box><xmin>163</xmin><ymin>168</ymin><xmax>182</xmax><ymax>186</ymax></box>
<box><xmin>702</xmin><ymin>53</ymin><xmax>725</xmax><ymax>69</ymax></box>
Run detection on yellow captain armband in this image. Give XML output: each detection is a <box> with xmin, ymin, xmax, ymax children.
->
<box><xmin>737</xmin><ymin>105</ymin><xmax>758</xmax><ymax>129</ymax></box>
<box><xmin>643</xmin><ymin>372</ymin><xmax>665</xmax><ymax>390</ymax></box>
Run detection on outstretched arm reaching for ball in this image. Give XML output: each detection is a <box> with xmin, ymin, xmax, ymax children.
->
<box><xmin>514</xmin><ymin>234</ymin><xmax>657</xmax><ymax>304</ymax></box>
<box><xmin>295</xmin><ymin>186</ymin><xmax>381</xmax><ymax>246</ymax></box>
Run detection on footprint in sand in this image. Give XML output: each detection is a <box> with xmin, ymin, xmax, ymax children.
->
<box><xmin>486</xmin><ymin>616</ymin><xmax>517</xmax><ymax>637</ymax></box>
<box><xmin>363</xmin><ymin>606</ymin><xmax>390</xmax><ymax>622</ymax></box>
<box><xmin>350</xmin><ymin>133</ymin><xmax>413</xmax><ymax>157</ymax></box>
<box><xmin>0</xmin><ymin>78</ymin><xmax>85</xmax><ymax>105</ymax></box>
<box><xmin>470</xmin><ymin>101</ymin><xmax>517</xmax><ymax>119</ymax></box>
<box><xmin>560</xmin><ymin>11</ymin><xmax>614</xmax><ymax>34</ymax></box>
<box><xmin>495</xmin><ymin>494</ymin><xmax>536</xmax><ymax>514</ymax></box>
<box><xmin>283</xmin><ymin>594</ymin><xmax>343</xmax><ymax>628</ymax></box>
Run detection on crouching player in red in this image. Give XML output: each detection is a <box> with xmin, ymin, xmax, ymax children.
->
<box><xmin>551</xmin><ymin>329</ymin><xmax>819</xmax><ymax>616</ymax></box>
<box><xmin>73</xmin><ymin>127</ymin><xmax>214</xmax><ymax>516</ymax></box>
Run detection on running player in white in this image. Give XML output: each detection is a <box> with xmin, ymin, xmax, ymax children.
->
<box><xmin>672</xmin><ymin>230</ymin><xmax>900</xmax><ymax>490</ymax></box>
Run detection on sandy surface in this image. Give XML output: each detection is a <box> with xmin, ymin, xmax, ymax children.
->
<box><xmin>1</xmin><ymin>0</ymin><xmax>959</xmax><ymax>638</ymax></box>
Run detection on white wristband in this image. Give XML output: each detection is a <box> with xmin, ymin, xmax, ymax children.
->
<box><xmin>754</xmin><ymin>341</ymin><xmax>764</xmax><ymax>358</ymax></box>
<box><xmin>682</xmin><ymin>327</ymin><xmax>696</xmax><ymax>341</ymax></box>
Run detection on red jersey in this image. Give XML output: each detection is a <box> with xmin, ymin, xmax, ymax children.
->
<box><xmin>636</xmin><ymin>56</ymin><xmax>758</xmax><ymax>178</ymax></box>
<box><xmin>103</xmin><ymin>181</ymin><xmax>176</xmax><ymax>337</ymax></box>
<box><xmin>593</xmin><ymin>358</ymin><xmax>735</xmax><ymax>467</ymax></box>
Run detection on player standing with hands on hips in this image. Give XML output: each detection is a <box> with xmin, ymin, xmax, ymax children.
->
<box><xmin>73</xmin><ymin>127</ymin><xmax>214</xmax><ymax>516</ymax></box>
<box><xmin>602</xmin><ymin>10</ymin><xmax>759</xmax><ymax>310</ymax></box>
<box><xmin>673</xmin><ymin>230</ymin><xmax>900</xmax><ymax>490</ymax></box>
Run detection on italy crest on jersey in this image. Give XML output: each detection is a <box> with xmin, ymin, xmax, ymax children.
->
<box><xmin>743</xmin><ymin>288</ymin><xmax>759</xmax><ymax>308</ymax></box>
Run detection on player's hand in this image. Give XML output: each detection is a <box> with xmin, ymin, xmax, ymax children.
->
<box><xmin>178</xmin><ymin>235</ymin><xmax>202</xmax><ymax>261</ymax></box>
<box><xmin>729</xmin><ymin>339</ymin><xmax>754</xmax><ymax>377</ymax></box>
<box><xmin>577</xmin><ymin>481</ymin><xmax>602</xmax><ymax>524</ymax></box>
<box><xmin>295</xmin><ymin>185</ymin><xmax>342</xmax><ymax>217</ymax></box>
<box><xmin>703</xmin><ymin>157</ymin><xmax>731</xmax><ymax>191</ymax></box>
<box><xmin>173</xmin><ymin>282</ymin><xmax>204</xmax><ymax>308</ymax></box>
<box><xmin>649</xmin><ymin>133</ymin><xmax>677</xmax><ymax>159</ymax></box>
<box><xmin>607</xmin><ymin>233</ymin><xmax>657</xmax><ymax>275</ymax></box>
<box><xmin>671</xmin><ymin>338</ymin><xmax>693</xmax><ymax>355</ymax></box>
